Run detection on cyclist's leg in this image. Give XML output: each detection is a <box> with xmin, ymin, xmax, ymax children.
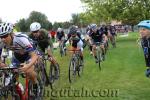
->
<box><xmin>105</xmin><ymin>35</ymin><xmax>109</xmax><ymax>50</ymax></box>
<box><xmin>20</xmin><ymin>59</ymin><xmax>39</xmax><ymax>96</ymax></box>
<box><xmin>112</xmin><ymin>35</ymin><xmax>116</xmax><ymax>47</ymax></box>
<box><xmin>77</xmin><ymin>40</ymin><xmax>84</xmax><ymax>61</ymax></box>
<box><xmin>109</xmin><ymin>34</ymin><xmax>115</xmax><ymax>47</ymax></box>
<box><xmin>11</xmin><ymin>57</ymin><xmax>27</xmax><ymax>97</ymax></box>
<box><xmin>87</xmin><ymin>39</ymin><xmax>93</xmax><ymax>55</ymax></box>
<box><xmin>58</xmin><ymin>40</ymin><xmax>61</xmax><ymax>47</ymax></box>
<box><xmin>144</xmin><ymin>53</ymin><xmax>150</xmax><ymax>77</ymax></box>
<box><xmin>92</xmin><ymin>43</ymin><xmax>98</xmax><ymax>62</ymax></box>
<box><xmin>100</xmin><ymin>43</ymin><xmax>105</xmax><ymax>61</ymax></box>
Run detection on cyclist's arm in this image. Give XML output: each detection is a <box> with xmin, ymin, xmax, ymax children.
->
<box><xmin>64</xmin><ymin>34</ymin><xmax>71</xmax><ymax>43</ymax></box>
<box><xmin>48</xmin><ymin>36</ymin><xmax>53</xmax><ymax>48</ymax></box>
<box><xmin>62</xmin><ymin>31</ymin><xmax>65</xmax><ymax>38</ymax></box>
<box><xmin>47</xmin><ymin>45</ymin><xmax>53</xmax><ymax>57</ymax></box>
<box><xmin>88</xmin><ymin>36</ymin><xmax>93</xmax><ymax>45</ymax></box>
<box><xmin>102</xmin><ymin>34</ymin><xmax>107</xmax><ymax>43</ymax></box>
<box><xmin>27</xmin><ymin>51</ymin><xmax>38</xmax><ymax>67</ymax></box>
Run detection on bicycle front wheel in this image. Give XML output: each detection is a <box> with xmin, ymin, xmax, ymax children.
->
<box><xmin>49</xmin><ymin>63</ymin><xmax>60</xmax><ymax>84</ymax></box>
<box><xmin>69</xmin><ymin>58</ymin><xmax>76</xmax><ymax>83</ymax></box>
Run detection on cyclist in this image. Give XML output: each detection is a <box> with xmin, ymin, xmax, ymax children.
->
<box><xmin>0</xmin><ymin>22</ymin><xmax>39</xmax><ymax>95</ymax></box>
<box><xmin>138</xmin><ymin>20</ymin><xmax>150</xmax><ymax>77</ymax></box>
<box><xmin>49</xmin><ymin>29</ymin><xmax>56</xmax><ymax>43</ymax></box>
<box><xmin>86</xmin><ymin>25</ymin><xmax>94</xmax><ymax>55</ymax></box>
<box><xmin>56</xmin><ymin>27</ymin><xmax>66</xmax><ymax>49</ymax></box>
<box><xmin>88</xmin><ymin>24</ymin><xmax>107</xmax><ymax>63</ymax></box>
<box><xmin>29</xmin><ymin>22</ymin><xmax>60</xmax><ymax>80</ymax></box>
<box><xmin>108</xmin><ymin>25</ymin><xmax>117</xmax><ymax>48</ymax></box>
<box><xmin>99</xmin><ymin>25</ymin><xmax>109</xmax><ymax>50</ymax></box>
<box><xmin>64</xmin><ymin>25</ymin><xmax>85</xmax><ymax>62</ymax></box>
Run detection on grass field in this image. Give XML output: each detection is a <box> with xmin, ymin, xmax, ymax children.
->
<box><xmin>43</xmin><ymin>32</ymin><xmax>150</xmax><ymax>100</ymax></box>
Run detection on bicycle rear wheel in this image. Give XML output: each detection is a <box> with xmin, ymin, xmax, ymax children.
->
<box><xmin>69</xmin><ymin>58</ymin><xmax>76</xmax><ymax>83</ymax></box>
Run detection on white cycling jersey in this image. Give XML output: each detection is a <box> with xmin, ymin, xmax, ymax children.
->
<box><xmin>4</xmin><ymin>32</ymin><xmax>35</xmax><ymax>54</ymax></box>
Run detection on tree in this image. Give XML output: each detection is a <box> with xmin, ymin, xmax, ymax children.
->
<box><xmin>16</xmin><ymin>11</ymin><xmax>52</xmax><ymax>31</ymax></box>
<box><xmin>71</xmin><ymin>14</ymin><xmax>81</xmax><ymax>25</ymax></box>
<box><xmin>16</xmin><ymin>18</ymin><xmax>28</xmax><ymax>32</ymax></box>
<box><xmin>80</xmin><ymin>0</ymin><xmax>150</xmax><ymax>26</ymax></box>
<box><xmin>27</xmin><ymin>11</ymin><xmax>52</xmax><ymax>30</ymax></box>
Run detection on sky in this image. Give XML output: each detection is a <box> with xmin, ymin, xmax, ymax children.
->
<box><xmin>0</xmin><ymin>0</ymin><xmax>84</xmax><ymax>23</ymax></box>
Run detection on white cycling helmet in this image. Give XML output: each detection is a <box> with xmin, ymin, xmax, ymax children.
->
<box><xmin>30</xmin><ymin>22</ymin><xmax>41</xmax><ymax>32</ymax></box>
<box><xmin>0</xmin><ymin>22</ymin><xmax>13</xmax><ymax>36</ymax></box>
<box><xmin>57</xmin><ymin>27</ymin><xmax>62</xmax><ymax>32</ymax></box>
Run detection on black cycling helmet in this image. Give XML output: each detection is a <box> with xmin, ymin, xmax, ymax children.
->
<box><xmin>69</xmin><ymin>25</ymin><xmax>77</xmax><ymax>34</ymax></box>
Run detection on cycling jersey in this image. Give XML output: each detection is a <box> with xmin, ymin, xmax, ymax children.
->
<box><xmin>99</xmin><ymin>26</ymin><xmax>108</xmax><ymax>36</ymax></box>
<box><xmin>0</xmin><ymin>32</ymin><xmax>36</xmax><ymax>66</ymax></box>
<box><xmin>109</xmin><ymin>26</ymin><xmax>116</xmax><ymax>35</ymax></box>
<box><xmin>89</xmin><ymin>29</ymin><xmax>104</xmax><ymax>43</ymax></box>
<box><xmin>141</xmin><ymin>38</ymin><xmax>150</xmax><ymax>67</ymax></box>
<box><xmin>56</xmin><ymin>31</ymin><xmax>65</xmax><ymax>40</ymax></box>
<box><xmin>29</xmin><ymin>29</ymin><xmax>53</xmax><ymax>52</ymax></box>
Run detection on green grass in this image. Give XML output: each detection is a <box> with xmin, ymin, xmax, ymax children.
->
<box><xmin>43</xmin><ymin>32</ymin><xmax>150</xmax><ymax>100</ymax></box>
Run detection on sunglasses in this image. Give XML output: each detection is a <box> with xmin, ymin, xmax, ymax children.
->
<box><xmin>0</xmin><ymin>34</ymin><xmax>9</xmax><ymax>39</ymax></box>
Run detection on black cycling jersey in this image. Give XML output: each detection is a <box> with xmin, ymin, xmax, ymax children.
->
<box><xmin>100</xmin><ymin>26</ymin><xmax>108</xmax><ymax>36</ymax></box>
<box><xmin>89</xmin><ymin>29</ymin><xmax>104</xmax><ymax>43</ymax></box>
<box><xmin>65</xmin><ymin>32</ymin><xmax>82</xmax><ymax>48</ymax></box>
<box><xmin>141</xmin><ymin>37</ymin><xmax>150</xmax><ymax>67</ymax></box>
<box><xmin>109</xmin><ymin>26</ymin><xmax>116</xmax><ymax>35</ymax></box>
<box><xmin>56</xmin><ymin>31</ymin><xmax>65</xmax><ymax>40</ymax></box>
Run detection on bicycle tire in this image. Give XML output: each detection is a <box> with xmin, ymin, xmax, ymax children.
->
<box><xmin>69</xmin><ymin>58</ymin><xmax>76</xmax><ymax>83</ymax></box>
<box><xmin>49</xmin><ymin>63</ymin><xmax>60</xmax><ymax>84</ymax></box>
<box><xmin>37</xmin><ymin>72</ymin><xmax>45</xmax><ymax>100</ymax></box>
<box><xmin>97</xmin><ymin>49</ymin><xmax>101</xmax><ymax>70</ymax></box>
<box><xmin>37</xmin><ymin>59</ymin><xmax>50</xmax><ymax>87</ymax></box>
<box><xmin>77</xmin><ymin>57</ymin><xmax>84</xmax><ymax>77</ymax></box>
<box><xmin>60</xmin><ymin>44</ymin><xmax>64</xmax><ymax>57</ymax></box>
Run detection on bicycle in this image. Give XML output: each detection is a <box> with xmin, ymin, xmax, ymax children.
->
<box><xmin>0</xmin><ymin>52</ymin><xmax>44</xmax><ymax>100</ymax></box>
<box><xmin>0</xmin><ymin>65</ymin><xmax>44</xmax><ymax>100</ymax></box>
<box><xmin>59</xmin><ymin>40</ymin><xmax>66</xmax><ymax>57</ymax></box>
<box><xmin>95</xmin><ymin>42</ymin><xmax>105</xmax><ymax>70</ymax></box>
<box><xmin>39</xmin><ymin>52</ymin><xmax>60</xmax><ymax>87</ymax></box>
<box><xmin>68</xmin><ymin>48</ymin><xmax>84</xmax><ymax>83</ymax></box>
